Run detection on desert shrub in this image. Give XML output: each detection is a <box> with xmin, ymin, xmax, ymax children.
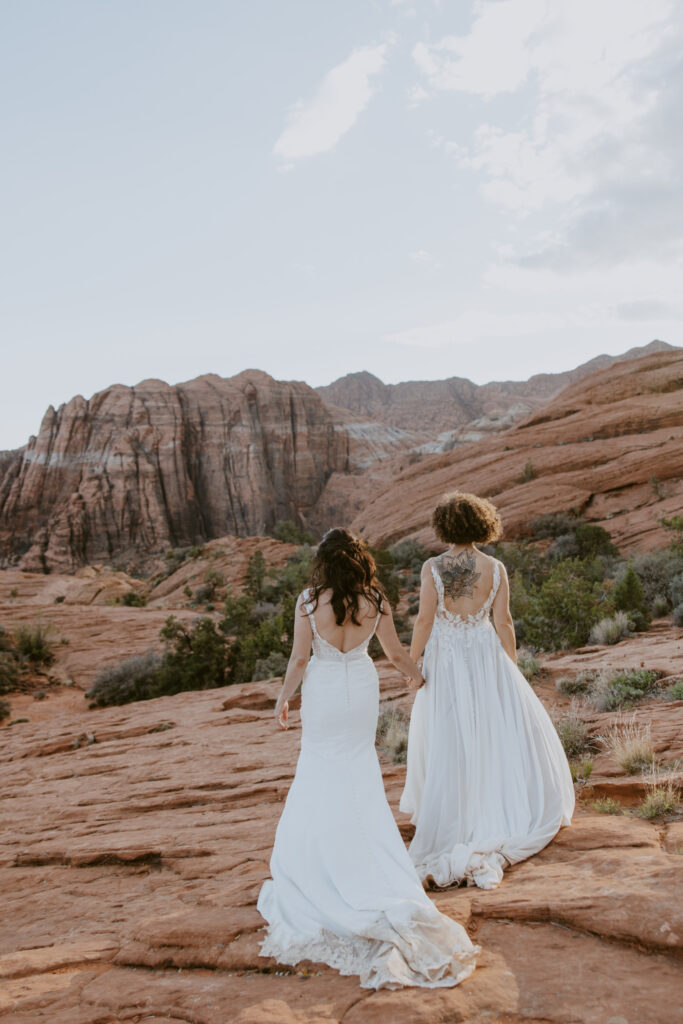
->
<box><xmin>630</xmin><ymin>550</ymin><xmax>683</xmax><ymax>607</ymax></box>
<box><xmin>158</xmin><ymin>617</ymin><xmax>231</xmax><ymax>693</ymax></box>
<box><xmin>407</xmin><ymin>597</ymin><xmax>420</xmax><ymax>615</ymax></box>
<box><xmin>547</xmin><ymin>533</ymin><xmax>579</xmax><ymax>560</ymax></box>
<box><xmin>553</xmin><ymin>706</ymin><xmax>592</xmax><ymax>758</ymax></box>
<box><xmin>667</xmin><ymin>680</ymin><xmax>683</xmax><ymax>701</ymax></box>
<box><xmin>572</xmin><ymin>524</ymin><xmax>618</xmax><ymax>559</ymax></box>
<box><xmin>652</xmin><ymin>594</ymin><xmax>670</xmax><ymax>617</ymax></box>
<box><xmin>245</xmin><ymin>551</ymin><xmax>267</xmax><ymax>599</ymax></box>
<box><xmin>14</xmin><ymin>622</ymin><xmax>55</xmax><ymax>666</ymax></box>
<box><xmin>0</xmin><ymin>626</ymin><xmax>13</xmax><ymax>653</ymax></box>
<box><xmin>368</xmin><ymin>547</ymin><xmax>401</xmax><ymax>608</ymax></box>
<box><xmin>670</xmin><ymin>573</ymin><xmax>683</xmax><ymax>608</ymax></box>
<box><xmin>673</xmin><ymin>604</ymin><xmax>683</xmax><ymax>627</ymax></box>
<box><xmin>569</xmin><ymin>759</ymin><xmax>593</xmax><ymax>782</ymax></box>
<box><xmin>494</xmin><ymin>542</ymin><xmax>546</xmax><ymax>589</ymax></box>
<box><xmin>376</xmin><ymin>707</ymin><xmax>410</xmax><ymax>763</ymax></box>
<box><xmin>614</xmin><ymin>564</ymin><xmax>650</xmax><ymax>629</ymax></box>
<box><xmin>555</xmin><ymin>669</ymin><xmax>599</xmax><ymax>696</ymax></box>
<box><xmin>660</xmin><ymin>514</ymin><xmax>683</xmax><ymax>554</ymax></box>
<box><xmin>86</xmin><ymin>651</ymin><xmax>164</xmax><ymax>707</ymax></box>
<box><xmin>587</xmin><ymin>668</ymin><xmax>662</xmax><ymax>712</ymax></box>
<box><xmin>252</xmin><ymin>650</ymin><xmax>289</xmax><ymax>681</ymax></box>
<box><xmin>592</xmin><ymin>797</ymin><xmax>622</xmax><ymax>814</ymax></box>
<box><xmin>389</xmin><ymin>539</ymin><xmax>430</xmax><ymax>572</ymax></box>
<box><xmin>521</xmin><ymin>559</ymin><xmax>610</xmax><ymax>651</ymax></box>
<box><xmin>603</xmin><ymin>718</ymin><xmax>654</xmax><ymax>774</ymax></box>
<box><xmin>0</xmin><ymin>696</ymin><xmax>10</xmax><ymax>722</ymax></box>
<box><xmin>589</xmin><ymin>610</ymin><xmax>631</xmax><ymax>645</ymax></box>
<box><xmin>0</xmin><ymin>652</ymin><xmax>20</xmax><ymax>694</ymax></box>
<box><xmin>519</xmin><ymin>460</ymin><xmax>536</xmax><ymax>483</ymax></box>
<box><xmin>517</xmin><ymin>647</ymin><xmax>540</xmax><ymax>681</ymax></box>
<box><xmin>270</xmin><ymin>520</ymin><xmax>316</xmax><ymax>546</ymax></box>
<box><xmin>121</xmin><ymin>591</ymin><xmax>147</xmax><ymax>607</ymax></box>
<box><xmin>529</xmin><ymin>512</ymin><xmax>581</xmax><ymax>539</ymax></box>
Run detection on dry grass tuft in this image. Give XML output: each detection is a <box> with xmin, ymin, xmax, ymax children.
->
<box><xmin>602</xmin><ymin>717</ymin><xmax>654</xmax><ymax>775</ymax></box>
<box><xmin>592</xmin><ymin>797</ymin><xmax>622</xmax><ymax>815</ymax></box>
<box><xmin>636</xmin><ymin>763</ymin><xmax>681</xmax><ymax>819</ymax></box>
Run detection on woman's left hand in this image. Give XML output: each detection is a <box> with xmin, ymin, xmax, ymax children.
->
<box><xmin>276</xmin><ymin>700</ymin><xmax>289</xmax><ymax>730</ymax></box>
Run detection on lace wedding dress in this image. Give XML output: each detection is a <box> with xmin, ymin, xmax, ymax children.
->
<box><xmin>400</xmin><ymin>559</ymin><xmax>574</xmax><ymax>890</ymax></box>
<box><xmin>258</xmin><ymin>589</ymin><xmax>479</xmax><ymax>990</ymax></box>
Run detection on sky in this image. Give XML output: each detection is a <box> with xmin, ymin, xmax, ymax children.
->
<box><xmin>1</xmin><ymin>0</ymin><xmax>682</xmax><ymax>450</ymax></box>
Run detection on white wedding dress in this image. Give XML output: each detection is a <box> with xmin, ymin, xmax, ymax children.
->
<box><xmin>258</xmin><ymin>589</ymin><xmax>479</xmax><ymax>990</ymax></box>
<box><xmin>401</xmin><ymin>559</ymin><xmax>575</xmax><ymax>890</ymax></box>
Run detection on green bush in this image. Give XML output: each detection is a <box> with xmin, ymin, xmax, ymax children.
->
<box><xmin>0</xmin><ymin>696</ymin><xmax>10</xmax><ymax>722</ymax></box>
<box><xmin>245</xmin><ymin>551</ymin><xmax>267</xmax><ymax>599</ymax></box>
<box><xmin>587</xmin><ymin>668</ymin><xmax>662</xmax><ymax>711</ymax></box>
<box><xmin>158</xmin><ymin>617</ymin><xmax>231</xmax><ymax>693</ymax></box>
<box><xmin>14</xmin><ymin>622</ymin><xmax>55</xmax><ymax>666</ymax></box>
<box><xmin>660</xmin><ymin>514</ymin><xmax>683</xmax><ymax>554</ymax></box>
<box><xmin>519</xmin><ymin>460</ymin><xmax>536</xmax><ymax>483</ymax></box>
<box><xmin>0</xmin><ymin>651</ymin><xmax>20</xmax><ymax>694</ymax></box>
<box><xmin>668</xmin><ymin>680</ymin><xmax>683</xmax><ymax>701</ymax></box>
<box><xmin>631</xmin><ymin>550</ymin><xmax>683</xmax><ymax>607</ymax></box>
<box><xmin>86</xmin><ymin>651</ymin><xmax>164</xmax><ymax>707</ymax></box>
<box><xmin>673</xmin><ymin>603</ymin><xmax>683</xmax><ymax>627</ymax></box>
<box><xmin>652</xmin><ymin>594</ymin><xmax>670</xmax><ymax>617</ymax></box>
<box><xmin>521</xmin><ymin>559</ymin><xmax>611</xmax><ymax>651</ymax></box>
<box><xmin>270</xmin><ymin>520</ymin><xmax>316</xmax><ymax>546</ymax></box>
<box><xmin>572</xmin><ymin>524</ymin><xmax>618</xmax><ymax>559</ymax></box>
<box><xmin>614</xmin><ymin>564</ymin><xmax>650</xmax><ymax>628</ymax></box>
<box><xmin>389</xmin><ymin>539</ymin><xmax>430</xmax><ymax>572</ymax></box>
<box><xmin>121</xmin><ymin>591</ymin><xmax>147</xmax><ymax>607</ymax></box>
<box><xmin>555</xmin><ymin>669</ymin><xmax>598</xmax><ymax>695</ymax></box>
<box><xmin>669</xmin><ymin>572</ymin><xmax>683</xmax><ymax>608</ymax></box>
<box><xmin>529</xmin><ymin>512</ymin><xmax>581</xmax><ymax>539</ymax></box>
<box><xmin>252</xmin><ymin>651</ymin><xmax>289</xmax><ymax>680</ymax></box>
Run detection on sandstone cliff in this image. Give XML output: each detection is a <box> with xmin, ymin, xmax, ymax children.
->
<box><xmin>350</xmin><ymin>348</ymin><xmax>683</xmax><ymax>552</ymax></box>
<box><xmin>317</xmin><ymin>340</ymin><xmax>675</xmax><ymax>439</ymax></box>
<box><xmin>0</xmin><ymin>371</ymin><xmax>414</xmax><ymax>573</ymax></box>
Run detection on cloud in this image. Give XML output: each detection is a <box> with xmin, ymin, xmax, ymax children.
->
<box><xmin>413</xmin><ymin>0</ymin><xmax>682</xmax><ymax>272</ymax></box>
<box><xmin>383</xmin><ymin>308</ymin><xmax>564</xmax><ymax>349</ymax></box>
<box><xmin>273</xmin><ymin>43</ymin><xmax>391</xmax><ymax>164</ymax></box>
<box><xmin>409</xmin><ymin>248</ymin><xmax>440</xmax><ymax>266</ymax></box>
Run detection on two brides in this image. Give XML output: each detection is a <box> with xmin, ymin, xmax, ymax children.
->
<box><xmin>258</xmin><ymin>493</ymin><xmax>574</xmax><ymax>989</ymax></box>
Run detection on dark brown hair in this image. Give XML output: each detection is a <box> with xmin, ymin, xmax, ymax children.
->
<box><xmin>431</xmin><ymin>491</ymin><xmax>502</xmax><ymax>545</ymax></box>
<box><xmin>307</xmin><ymin>528</ymin><xmax>384</xmax><ymax>625</ymax></box>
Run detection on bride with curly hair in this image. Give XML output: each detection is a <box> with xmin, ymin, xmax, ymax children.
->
<box><xmin>401</xmin><ymin>492</ymin><xmax>574</xmax><ymax>890</ymax></box>
<box><xmin>257</xmin><ymin>527</ymin><xmax>479</xmax><ymax>990</ymax></box>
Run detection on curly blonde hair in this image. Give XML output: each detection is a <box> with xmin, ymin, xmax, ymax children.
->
<box><xmin>431</xmin><ymin>491</ymin><xmax>502</xmax><ymax>545</ymax></box>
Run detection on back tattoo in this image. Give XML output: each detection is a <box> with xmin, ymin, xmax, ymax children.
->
<box><xmin>437</xmin><ymin>550</ymin><xmax>481</xmax><ymax>600</ymax></box>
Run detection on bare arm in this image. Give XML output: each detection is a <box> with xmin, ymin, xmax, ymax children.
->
<box><xmin>375</xmin><ymin>601</ymin><xmax>424</xmax><ymax>689</ymax></box>
<box><xmin>274</xmin><ymin>594</ymin><xmax>313</xmax><ymax>729</ymax></box>
<box><xmin>491</xmin><ymin>561</ymin><xmax>517</xmax><ymax>662</ymax></box>
<box><xmin>410</xmin><ymin>561</ymin><xmax>437</xmax><ymax>662</ymax></box>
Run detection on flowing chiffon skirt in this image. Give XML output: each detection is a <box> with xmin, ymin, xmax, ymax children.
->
<box><xmin>401</xmin><ymin>614</ymin><xmax>575</xmax><ymax>890</ymax></box>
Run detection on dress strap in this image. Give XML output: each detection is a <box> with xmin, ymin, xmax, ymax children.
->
<box><xmin>482</xmin><ymin>561</ymin><xmax>501</xmax><ymax>614</ymax></box>
<box><xmin>301</xmin><ymin>588</ymin><xmax>320</xmax><ymax>638</ymax></box>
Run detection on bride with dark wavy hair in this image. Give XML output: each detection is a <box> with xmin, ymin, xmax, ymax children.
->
<box><xmin>257</xmin><ymin>527</ymin><xmax>479</xmax><ymax>989</ymax></box>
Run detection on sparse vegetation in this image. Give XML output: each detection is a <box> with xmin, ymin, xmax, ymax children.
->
<box><xmin>673</xmin><ymin>603</ymin><xmax>683</xmax><ymax>627</ymax></box>
<box><xmin>121</xmin><ymin>591</ymin><xmax>147</xmax><ymax>607</ymax></box>
<box><xmin>0</xmin><ymin>652</ymin><xmax>20</xmax><ymax>694</ymax></box>
<box><xmin>517</xmin><ymin>647</ymin><xmax>540</xmax><ymax>681</ymax></box>
<box><xmin>603</xmin><ymin>718</ymin><xmax>654</xmax><ymax>775</ymax></box>
<box><xmin>13</xmin><ymin>622</ymin><xmax>55</xmax><ymax>666</ymax></box>
<box><xmin>660</xmin><ymin>514</ymin><xmax>683</xmax><ymax>554</ymax></box>
<box><xmin>269</xmin><ymin>520</ymin><xmax>316</xmax><ymax>546</ymax></box>
<box><xmin>636</xmin><ymin>766</ymin><xmax>681</xmax><ymax>819</ymax></box>
<box><xmin>0</xmin><ymin>697</ymin><xmax>10</xmax><ymax>722</ymax></box>
<box><xmin>570</xmin><ymin>759</ymin><xmax>593</xmax><ymax>782</ymax></box>
<box><xmin>592</xmin><ymin>797</ymin><xmax>622</xmax><ymax>815</ymax></box>
<box><xmin>589</xmin><ymin>610</ymin><xmax>631</xmax><ymax>645</ymax></box>
<box><xmin>389</xmin><ymin>539</ymin><xmax>430</xmax><ymax>572</ymax></box>
<box><xmin>667</xmin><ymin>680</ymin><xmax>683</xmax><ymax>701</ymax></box>
<box><xmin>555</xmin><ymin>669</ymin><xmax>598</xmax><ymax>696</ymax></box>
<box><xmin>652</xmin><ymin>594</ymin><xmax>670</xmax><ymax>617</ymax></box>
<box><xmin>519</xmin><ymin>459</ymin><xmax>536</xmax><ymax>483</ymax></box>
<box><xmin>587</xmin><ymin>668</ymin><xmax>662</xmax><ymax>712</ymax></box>
<box><xmin>86</xmin><ymin>651</ymin><xmax>165</xmax><ymax>707</ymax></box>
<box><xmin>252</xmin><ymin>651</ymin><xmax>289</xmax><ymax>681</ymax></box>
<box><xmin>553</xmin><ymin>705</ymin><xmax>592</xmax><ymax>758</ymax></box>
<box><xmin>376</xmin><ymin>707</ymin><xmax>410</xmax><ymax>763</ymax></box>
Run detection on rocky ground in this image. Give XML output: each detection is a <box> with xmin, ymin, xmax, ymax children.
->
<box><xmin>2</xmin><ymin>604</ymin><xmax>682</xmax><ymax>1024</ymax></box>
